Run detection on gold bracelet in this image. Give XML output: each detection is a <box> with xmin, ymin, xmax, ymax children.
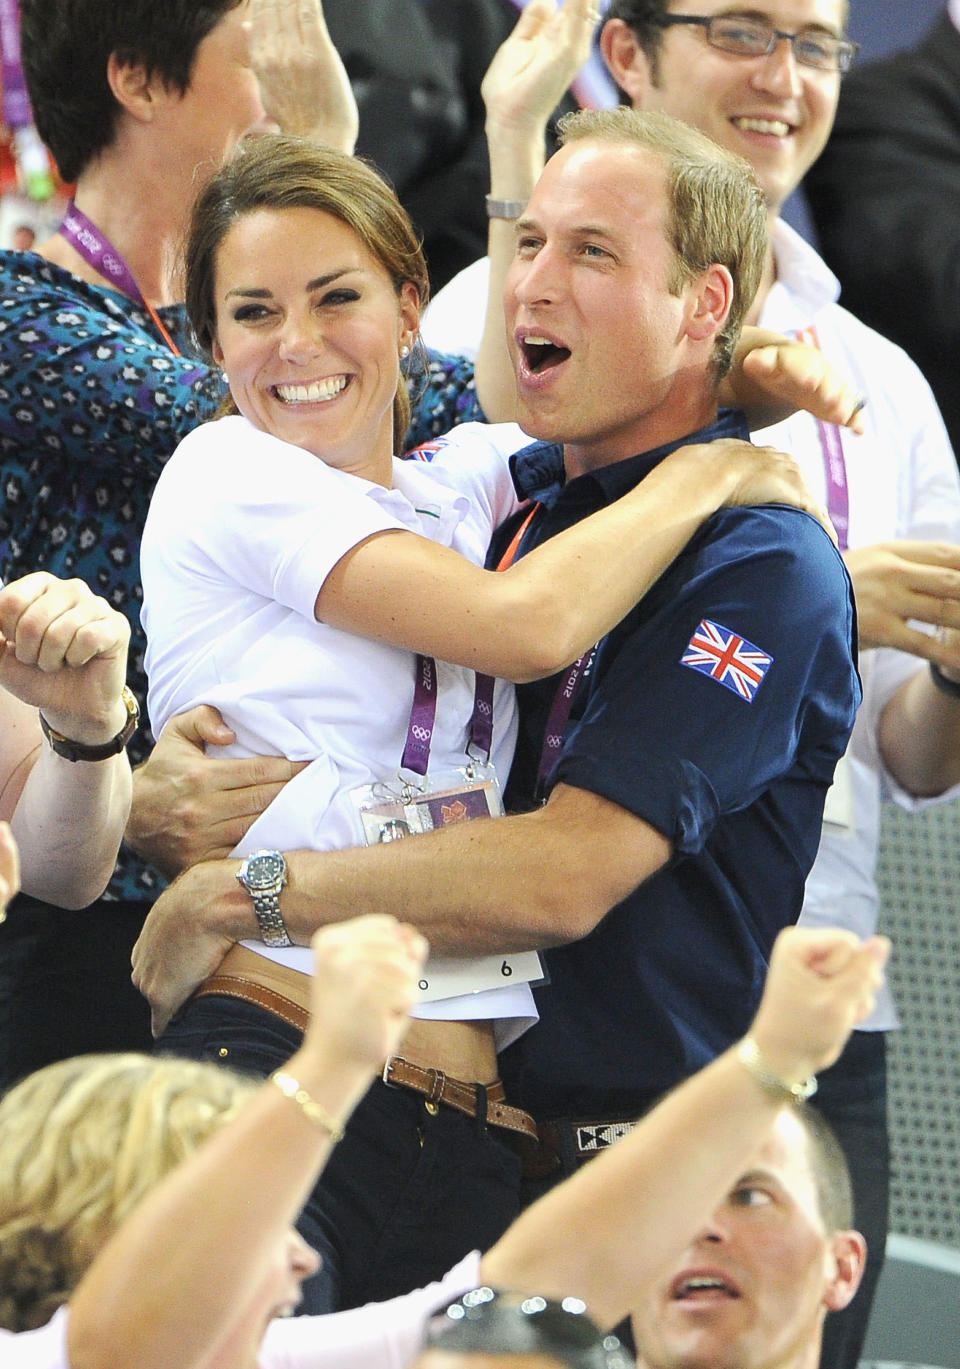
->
<box><xmin>736</xmin><ymin>1036</ymin><xmax>817</xmax><ymax>1102</ymax></box>
<box><xmin>270</xmin><ymin>1070</ymin><xmax>346</xmax><ymax>1142</ymax></box>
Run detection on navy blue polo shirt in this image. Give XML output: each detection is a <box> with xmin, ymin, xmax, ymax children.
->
<box><xmin>492</xmin><ymin>411</ymin><xmax>861</xmax><ymax>1120</ymax></box>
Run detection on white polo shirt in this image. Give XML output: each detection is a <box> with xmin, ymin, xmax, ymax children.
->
<box><xmin>142</xmin><ymin>416</ymin><xmax>536</xmax><ymax>1040</ymax></box>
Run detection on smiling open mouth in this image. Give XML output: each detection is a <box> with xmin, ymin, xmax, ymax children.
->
<box><xmin>674</xmin><ymin>1276</ymin><xmax>739</xmax><ymax>1300</ymax></box>
<box><xmin>732</xmin><ymin>117</ymin><xmax>792</xmax><ymax>138</ymax></box>
<box><xmin>274</xmin><ymin>376</ymin><xmax>349</xmax><ymax>404</ymax></box>
<box><xmin>520</xmin><ymin>335</ymin><xmax>572</xmax><ymax>374</ymax></box>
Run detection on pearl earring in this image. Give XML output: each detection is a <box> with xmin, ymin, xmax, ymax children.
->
<box><xmin>399</xmin><ymin>344</ymin><xmax>410</xmax><ymax>359</ymax></box>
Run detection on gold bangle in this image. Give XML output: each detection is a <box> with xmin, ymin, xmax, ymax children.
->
<box><xmin>737</xmin><ymin>1036</ymin><xmax>817</xmax><ymax>1102</ymax></box>
<box><xmin>270</xmin><ymin>1070</ymin><xmax>345</xmax><ymax>1142</ymax></box>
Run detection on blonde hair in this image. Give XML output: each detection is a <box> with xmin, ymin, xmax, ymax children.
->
<box><xmin>0</xmin><ymin>1053</ymin><xmax>257</xmax><ymax>1331</ymax></box>
<box><xmin>557</xmin><ymin>107</ymin><xmax>767</xmax><ymax>379</ymax></box>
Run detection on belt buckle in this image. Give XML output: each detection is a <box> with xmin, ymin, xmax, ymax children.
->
<box><xmin>382</xmin><ymin>1056</ymin><xmax>397</xmax><ymax>1088</ymax></box>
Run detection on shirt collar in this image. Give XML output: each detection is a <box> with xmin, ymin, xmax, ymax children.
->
<box><xmin>510</xmin><ymin>408</ymin><xmax>751</xmax><ymax>505</ymax></box>
<box><xmin>766</xmin><ymin>218</ymin><xmax>840</xmax><ymax>319</ymax></box>
<box><xmin>949</xmin><ymin>0</ymin><xmax>960</xmax><ymax>35</ymax></box>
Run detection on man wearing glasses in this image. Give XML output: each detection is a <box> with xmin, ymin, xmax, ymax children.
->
<box><xmin>600</xmin><ymin>5</ymin><xmax>960</xmax><ymax>1368</ymax></box>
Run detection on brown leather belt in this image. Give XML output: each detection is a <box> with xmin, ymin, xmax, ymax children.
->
<box><xmin>195</xmin><ymin>972</ymin><xmax>310</xmax><ymax>1033</ymax></box>
<box><xmin>382</xmin><ymin>1055</ymin><xmax>538</xmax><ymax>1142</ymax></box>
<box><xmin>193</xmin><ymin>961</ymin><xmax>538</xmax><ymax>1143</ymax></box>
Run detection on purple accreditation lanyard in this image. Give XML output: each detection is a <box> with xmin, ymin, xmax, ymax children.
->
<box><xmin>400</xmin><ymin>654</ymin><xmax>496</xmax><ymax>777</ymax></box>
<box><xmin>495</xmin><ymin>502</ymin><xmax>595</xmax><ymax>795</ymax></box>
<box><xmin>797</xmin><ymin>325</ymin><xmax>849</xmax><ymax>552</ymax></box>
<box><xmin>58</xmin><ymin>202</ymin><xmax>184</xmax><ymax>358</ymax></box>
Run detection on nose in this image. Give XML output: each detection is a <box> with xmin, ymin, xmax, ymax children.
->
<box><xmin>511</xmin><ymin>242</ymin><xmax>565</xmax><ymax>310</ymax></box>
<box><xmin>287</xmin><ymin>1230</ymin><xmax>321</xmax><ymax>1279</ymax></box>
<box><xmin>750</xmin><ymin>36</ymin><xmax>804</xmax><ymax>98</ymax></box>
<box><xmin>278</xmin><ymin>311</ymin><xmax>321</xmax><ymax>364</ymax></box>
<box><xmin>695</xmin><ymin>1210</ymin><xmax>732</xmax><ymax>1246</ymax></box>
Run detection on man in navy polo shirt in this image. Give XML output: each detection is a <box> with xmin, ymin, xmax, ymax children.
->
<box><xmin>134</xmin><ymin>108</ymin><xmax>859</xmax><ymax>1192</ymax></box>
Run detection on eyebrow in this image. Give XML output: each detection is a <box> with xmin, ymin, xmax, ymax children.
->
<box><xmin>514</xmin><ymin>218</ymin><xmax>624</xmax><ymax>245</ymax></box>
<box><xmin>224</xmin><ymin>268</ymin><xmax>358</xmax><ymax>300</ymax></box>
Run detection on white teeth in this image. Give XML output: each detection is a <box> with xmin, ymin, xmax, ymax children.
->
<box><xmin>681</xmin><ymin>1277</ymin><xmax>728</xmax><ymax>1294</ymax></box>
<box><xmin>522</xmin><ymin>335</ymin><xmax>556</xmax><ymax>347</ymax></box>
<box><xmin>275</xmin><ymin>376</ymin><xmax>347</xmax><ymax>403</ymax></box>
<box><xmin>734</xmin><ymin>117</ymin><xmax>791</xmax><ymax>137</ymax></box>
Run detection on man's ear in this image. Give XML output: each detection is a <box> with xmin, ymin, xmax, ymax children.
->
<box><xmin>824</xmin><ymin>1230</ymin><xmax>868</xmax><ymax>1313</ymax></box>
<box><xmin>600</xmin><ymin>18</ymin><xmax>656</xmax><ymax>106</ymax></box>
<box><xmin>106</xmin><ymin>50</ymin><xmax>164</xmax><ymax>125</ymax></box>
<box><xmin>683</xmin><ymin>265</ymin><xmax>734</xmax><ymax>344</ymax></box>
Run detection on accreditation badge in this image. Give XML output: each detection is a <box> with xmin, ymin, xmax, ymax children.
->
<box><xmin>351</xmin><ymin>762</ymin><xmax>505</xmax><ymax>845</ymax></box>
<box><xmin>349</xmin><ymin>763</ymin><xmax>544</xmax><ymax>1001</ymax></box>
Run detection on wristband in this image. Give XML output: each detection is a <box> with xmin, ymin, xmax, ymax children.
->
<box><xmin>39</xmin><ymin>685</ymin><xmax>139</xmax><ymax>762</ymax></box>
<box><xmin>485</xmin><ymin>195</ymin><xmax>526</xmax><ymax>220</ymax></box>
<box><xmin>270</xmin><ymin>1070</ymin><xmax>346</xmax><ymax>1142</ymax></box>
<box><xmin>737</xmin><ymin>1035</ymin><xmax>817</xmax><ymax>1102</ymax></box>
<box><xmin>929</xmin><ymin>662</ymin><xmax>960</xmax><ymax>699</ymax></box>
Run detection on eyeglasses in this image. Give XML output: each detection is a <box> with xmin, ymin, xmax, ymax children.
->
<box><xmin>651</xmin><ymin>13</ymin><xmax>858</xmax><ymax>73</ymax></box>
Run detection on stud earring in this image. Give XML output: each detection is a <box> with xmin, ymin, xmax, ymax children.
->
<box><xmin>399</xmin><ymin>344</ymin><xmax>410</xmax><ymax>359</ymax></box>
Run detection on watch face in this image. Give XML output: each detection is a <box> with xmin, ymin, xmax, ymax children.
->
<box><xmin>245</xmin><ymin>851</ymin><xmax>285</xmax><ymax>890</ymax></box>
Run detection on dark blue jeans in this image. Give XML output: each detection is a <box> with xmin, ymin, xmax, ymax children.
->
<box><xmin>0</xmin><ymin>893</ymin><xmax>153</xmax><ymax>1093</ymax></box>
<box><xmin>157</xmin><ymin>994</ymin><xmax>523</xmax><ymax>1314</ymax></box>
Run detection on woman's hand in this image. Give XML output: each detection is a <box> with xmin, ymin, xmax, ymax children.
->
<box><xmin>724</xmin><ymin>328</ymin><xmax>866</xmax><ymax>434</ymax></box>
<box><xmin>250</xmin><ymin>0</ymin><xmax>358</xmax><ymax>152</ymax></box>
<box><xmin>667</xmin><ymin>438</ymin><xmax>835</xmax><ymax>542</ymax></box>
<box><xmin>305</xmin><ymin>914</ymin><xmax>428</xmax><ymax>1071</ymax></box>
<box><xmin>749</xmin><ymin>926</ymin><xmax>889</xmax><ymax>1088</ymax></box>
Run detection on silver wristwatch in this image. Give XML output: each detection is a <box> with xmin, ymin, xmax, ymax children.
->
<box><xmin>235</xmin><ymin>849</ymin><xmax>292</xmax><ymax>948</ymax></box>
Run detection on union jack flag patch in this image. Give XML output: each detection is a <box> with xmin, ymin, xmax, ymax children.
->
<box><xmin>680</xmin><ymin>619</ymin><xmax>773</xmax><ymax>703</ymax></box>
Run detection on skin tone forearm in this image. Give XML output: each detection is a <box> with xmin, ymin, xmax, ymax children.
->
<box><xmin>318</xmin><ymin>438</ymin><xmax>829</xmax><ymax>684</ymax></box>
<box><xmin>479</xmin><ymin>931</ymin><xmax>887</xmax><ymax>1328</ymax></box>
<box><xmin>476</xmin><ymin>0</ymin><xmax>597</xmax><ymax>421</ymax></box>
<box><xmin>846</xmin><ymin>542</ymin><xmax>960</xmax><ymax>797</ymax></box>
<box><xmin>4</xmin><ymin>709</ymin><xmax>131</xmax><ymax>908</ymax></box>
<box><xmin>131</xmin><ymin>783</ymin><xmax>670</xmax><ymax>1034</ymax></box>
<box><xmin>0</xmin><ymin>575</ymin><xmax>132</xmax><ymax>908</ymax></box>
<box><xmin>878</xmin><ymin>659</ymin><xmax>960</xmax><ymax>797</ymax></box>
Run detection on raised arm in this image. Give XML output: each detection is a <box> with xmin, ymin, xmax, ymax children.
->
<box><xmin>479</xmin><ymin>926</ymin><xmax>888</xmax><ymax>1328</ymax></box>
<box><xmin>0</xmin><ymin>574</ymin><xmax>133</xmax><ymax>909</ymax></box>
<box><xmin>249</xmin><ymin>0</ymin><xmax>358</xmax><ymax>152</ymax></box>
<box><xmin>476</xmin><ymin>0</ymin><xmax>598</xmax><ymax>421</ymax></box>
<box><xmin>69</xmin><ymin>915</ymin><xmax>426</xmax><ymax>1369</ymax></box>
<box><xmin>316</xmin><ymin>437</ymin><xmax>831</xmax><ymax>683</ymax></box>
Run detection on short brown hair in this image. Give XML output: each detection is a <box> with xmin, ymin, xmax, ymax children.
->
<box><xmin>185</xmin><ymin>133</ymin><xmax>430</xmax><ymax>451</ymax></box>
<box><xmin>556</xmin><ymin>107</ymin><xmax>766</xmax><ymax>379</ymax></box>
